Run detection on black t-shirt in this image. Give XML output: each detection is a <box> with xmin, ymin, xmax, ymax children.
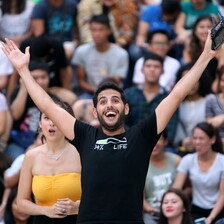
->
<box><xmin>73</xmin><ymin>112</ymin><xmax>160</xmax><ymax>224</ymax></box>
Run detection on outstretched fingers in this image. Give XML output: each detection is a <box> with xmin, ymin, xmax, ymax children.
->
<box><xmin>2</xmin><ymin>38</ymin><xmax>31</xmax><ymax>71</ymax></box>
<box><xmin>2</xmin><ymin>38</ymin><xmax>17</xmax><ymax>56</ymax></box>
<box><xmin>5</xmin><ymin>38</ymin><xmax>17</xmax><ymax>51</ymax></box>
<box><xmin>1</xmin><ymin>43</ymin><xmax>10</xmax><ymax>56</ymax></box>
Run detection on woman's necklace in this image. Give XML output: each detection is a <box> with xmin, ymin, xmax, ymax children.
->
<box><xmin>47</xmin><ymin>149</ymin><xmax>66</xmax><ymax>161</ymax></box>
<box><xmin>46</xmin><ymin>141</ymin><xmax>68</xmax><ymax>161</ymax></box>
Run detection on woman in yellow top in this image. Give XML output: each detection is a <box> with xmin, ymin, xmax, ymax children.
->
<box><xmin>17</xmin><ymin>95</ymin><xmax>81</xmax><ymax>224</ymax></box>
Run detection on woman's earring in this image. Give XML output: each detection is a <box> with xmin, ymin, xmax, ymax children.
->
<box><xmin>38</xmin><ymin>127</ymin><xmax>42</xmax><ymax>133</ymax></box>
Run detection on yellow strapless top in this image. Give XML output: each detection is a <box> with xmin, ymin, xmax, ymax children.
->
<box><xmin>32</xmin><ymin>173</ymin><xmax>81</xmax><ymax>206</ymax></box>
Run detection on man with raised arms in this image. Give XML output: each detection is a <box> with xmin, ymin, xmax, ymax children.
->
<box><xmin>2</xmin><ymin>32</ymin><xmax>221</xmax><ymax>223</ymax></box>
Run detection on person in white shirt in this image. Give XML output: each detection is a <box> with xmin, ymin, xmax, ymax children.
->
<box><xmin>0</xmin><ymin>42</ymin><xmax>13</xmax><ymax>91</ymax></box>
<box><xmin>132</xmin><ymin>30</ymin><xmax>180</xmax><ymax>92</ymax></box>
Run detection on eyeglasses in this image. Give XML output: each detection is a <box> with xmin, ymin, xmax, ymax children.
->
<box><xmin>150</xmin><ymin>41</ymin><xmax>170</xmax><ymax>47</ymax></box>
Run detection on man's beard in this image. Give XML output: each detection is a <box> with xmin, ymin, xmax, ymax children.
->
<box><xmin>97</xmin><ymin>111</ymin><xmax>125</xmax><ymax>132</ymax></box>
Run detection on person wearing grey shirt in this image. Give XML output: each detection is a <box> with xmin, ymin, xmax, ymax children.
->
<box><xmin>206</xmin><ymin>65</ymin><xmax>224</xmax><ymax>146</ymax></box>
<box><xmin>173</xmin><ymin>122</ymin><xmax>224</xmax><ymax>224</ymax></box>
<box><xmin>71</xmin><ymin>14</ymin><xmax>128</xmax><ymax>98</ymax></box>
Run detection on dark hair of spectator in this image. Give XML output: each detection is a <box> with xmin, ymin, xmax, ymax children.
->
<box><xmin>28</xmin><ymin>35</ymin><xmax>51</xmax><ymax>58</ymax></box>
<box><xmin>29</xmin><ymin>61</ymin><xmax>49</xmax><ymax>73</ymax></box>
<box><xmin>93</xmin><ymin>82</ymin><xmax>127</xmax><ymax>107</ymax></box>
<box><xmin>159</xmin><ymin>188</ymin><xmax>193</xmax><ymax>224</ymax></box>
<box><xmin>161</xmin><ymin>0</ymin><xmax>181</xmax><ymax>15</ymax></box>
<box><xmin>89</xmin><ymin>14</ymin><xmax>111</xmax><ymax>28</ymax></box>
<box><xmin>147</xmin><ymin>29</ymin><xmax>171</xmax><ymax>43</ymax></box>
<box><xmin>175</xmin><ymin>62</ymin><xmax>212</xmax><ymax>97</ymax></box>
<box><xmin>1</xmin><ymin>0</ymin><xmax>26</xmax><ymax>14</ymax></box>
<box><xmin>143</xmin><ymin>51</ymin><xmax>164</xmax><ymax>66</ymax></box>
<box><xmin>193</xmin><ymin>122</ymin><xmax>223</xmax><ymax>153</ymax></box>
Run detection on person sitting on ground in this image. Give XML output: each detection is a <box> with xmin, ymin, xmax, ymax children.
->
<box><xmin>182</xmin><ymin>15</ymin><xmax>224</xmax><ymax>84</ymax></box>
<box><xmin>6</xmin><ymin>61</ymin><xmax>76</xmax><ymax>161</ymax></box>
<box><xmin>206</xmin><ymin>65</ymin><xmax>224</xmax><ymax>151</ymax></box>
<box><xmin>21</xmin><ymin>35</ymin><xmax>73</xmax><ymax>90</ymax></box>
<box><xmin>174</xmin><ymin>0</ymin><xmax>219</xmax><ymax>45</ymax></box>
<box><xmin>133</xmin><ymin>30</ymin><xmax>180</xmax><ymax>92</ymax></box>
<box><xmin>136</xmin><ymin>0</ymin><xmax>181</xmax><ymax>49</ymax></box>
<box><xmin>30</xmin><ymin>0</ymin><xmax>79</xmax><ymax>59</ymax></box>
<box><xmin>0</xmin><ymin>0</ymin><xmax>34</xmax><ymax>47</ymax></box>
<box><xmin>143</xmin><ymin>130</ymin><xmax>181</xmax><ymax>224</ymax></box>
<box><xmin>174</xmin><ymin>63</ymin><xmax>212</xmax><ymax>154</ymax></box>
<box><xmin>5</xmin><ymin>61</ymin><xmax>50</xmax><ymax>161</ymax></box>
<box><xmin>71</xmin><ymin>14</ymin><xmax>128</xmax><ymax>98</ymax></box>
<box><xmin>125</xmin><ymin>52</ymin><xmax>178</xmax><ymax>150</ymax></box>
<box><xmin>6</xmin><ymin>35</ymin><xmax>74</xmax><ymax>102</ymax></box>
<box><xmin>77</xmin><ymin>0</ymin><xmax>138</xmax><ymax>48</ymax></box>
<box><xmin>173</xmin><ymin>122</ymin><xmax>224</xmax><ymax>224</ymax></box>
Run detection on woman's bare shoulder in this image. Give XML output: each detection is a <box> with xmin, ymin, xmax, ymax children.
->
<box><xmin>25</xmin><ymin>144</ymin><xmax>45</xmax><ymax>159</ymax></box>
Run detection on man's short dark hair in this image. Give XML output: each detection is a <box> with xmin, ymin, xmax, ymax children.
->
<box><xmin>93</xmin><ymin>82</ymin><xmax>127</xmax><ymax>107</ymax></box>
<box><xmin>29</xmin><ymin>60</ymin><xmax>49</xmax><ymax>73</ymax></box>
<box><xmin>147</xmin><ymin>29</ymin><xmax>171</xmax><ymax>43</ymax></box>
<box><xmin>143</xmin><ymin>51</ymin><xmax>164</xmax><ymax>66</ymax></box>
<box><xmin>89</xmin><ymin>14</ymin><xmax>111</xmax><ymax>28</ymax></box>
<box><xmin>161</xmin><ymin>0</ymin><xmax>181</xmax><ymax>15</ymax></box>
<box><xmin>29</xmin><ymin>35</ymin><xmax>51</xmax><ymax>57</ymax></box>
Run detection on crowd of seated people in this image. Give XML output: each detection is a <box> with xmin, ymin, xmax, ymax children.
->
<box><xmin>0</xmin><ymin>0</ymin><xmax>224</xmax><ymax>223</ymax></box>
